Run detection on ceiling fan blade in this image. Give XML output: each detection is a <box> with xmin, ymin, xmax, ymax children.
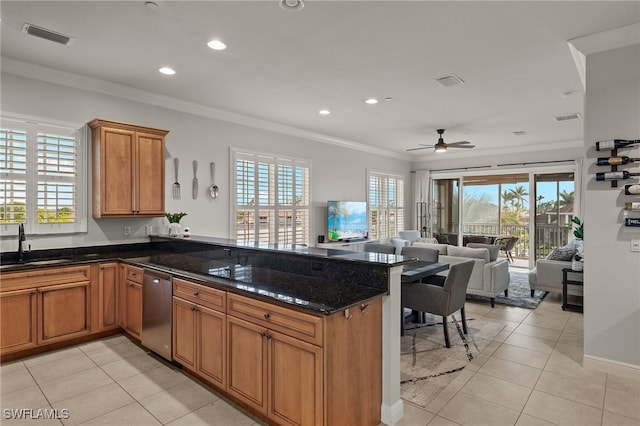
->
<box><xmin>448</xmin><ymin>144</ymin><xmax>475</xmax><ymax>149</ymax></box>
<box><xmin>406</xmin><ymin>146</ymin><xmax>431</xmax><ymax>151</ymax></box>
<box><xmin>445</xmin><ymin>141</ymin><xmax>472</xmax><ymax>146</ymax></box>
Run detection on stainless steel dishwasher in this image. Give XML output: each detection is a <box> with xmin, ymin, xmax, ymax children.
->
<box><xmin>142</xmin><ymin>269</ymin><xmax>172</xmax><ymax>361</ymax></box>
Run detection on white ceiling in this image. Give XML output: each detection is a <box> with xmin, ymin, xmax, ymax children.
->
<box><xmin>1</xmin><ymin>1</ymin><xmax>639</xmax><ymax>159</ymax></box>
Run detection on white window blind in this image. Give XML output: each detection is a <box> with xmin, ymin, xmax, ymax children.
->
<box><xmin>368</xmin><ymin>170</ymin><xmax>404</xmax><ymax>239</ymax></box>
<box><xmin>0</xmin><ymin>117</ymin><xmax>85</xmax><ymax>235</ymax></box>
<box><xmin>233</xmin><ymin>150</ymin><xmax>310</xmax><ymax>245</ymax></box>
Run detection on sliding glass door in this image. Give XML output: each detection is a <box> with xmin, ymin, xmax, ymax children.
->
<box><xmin>533</xmin><ymin>172</ymin><xmax>575</xmax><ymax>259</ymax></box>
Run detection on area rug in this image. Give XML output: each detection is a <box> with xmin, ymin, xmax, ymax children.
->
<box><xmin>400</xmin><ymin>315</ymin><xmax>505</xmax><ymax>408</ymax></box>
<box><xmin>466</xmin><ymin>270</ymin><xmax>547</xmax><ymax>309</ymax></box>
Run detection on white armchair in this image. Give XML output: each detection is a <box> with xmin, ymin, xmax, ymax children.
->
<box><xmin>390</xmin><ymin>230</ymin><xmax>436</xmax><ymax>254</ymax></box>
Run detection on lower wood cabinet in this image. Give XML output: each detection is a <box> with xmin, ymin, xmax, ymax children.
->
<box><xmin>97</xmin><ymin>263</ymin><xmax>119</xmax><ymax>331</ymax></box>
<box><xmin>0</xmin><ymin>265</ymin><xmax>92</xmax><ymax>356</ymax></box>
<box><xmin>225</xmin><ymin>292</ymin><xmax>382</xmax><ymax>426</ymax></box>
<box><xmin>173</xmin><ymin>278</ymin><xmax>226</xmax><ymax>390</ymax></box>
<box><xmin>120</xmin><ymin>265</ymin><xmax>143</xmax><ymax>340</ymax></box>
<box><xmin>227</xmin><ymin>315</ymin><xmax>322</xmax><ymax>426</ymax></box>
<box><xmin>0</xmin><ymin>289</ymin><xmax>38</xmax><ymax>353</ymax></box>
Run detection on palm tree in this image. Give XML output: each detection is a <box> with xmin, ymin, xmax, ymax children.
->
<box><xmin>508</xmin><ymin>185</ymin><xmax>529</xmax><ymax>210</ymax></box>
<box><xmin>559</xmin><ymin>190</ymin><xmax>574</xmax><ymax>209</ymax></box>
<box><xmin>502</xmin><ymin>190</ymin><xmax>515</xmax><ymax>210</ymax></box>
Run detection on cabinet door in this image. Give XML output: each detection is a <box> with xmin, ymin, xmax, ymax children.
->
<box><xmin>100</xmin><ymin>127</ymin><xmax>135</xmax><ymax>215</ymax></box>
<box><xmin>136</xmin><ymin>132</ymin><xmax>165</xmax><ymax>215</ymax></box>
<box><xmin>227</xmin><ymin>316</ymin><xmax>268</xmax><ymax>414</ymax></box>
<box><xmin>197</xmin><ymin>304</ymin><xmax>226</xmax><ymax>389</ymax></box>
<box><xmin>0</xmin><ymin>289</ymin><xmax>38</xmax><ymax>354</ymax></box>
<box><xmin>268</xmin><ymin>330</ymin><xmax>323</xmax><ymax>426</ymax></box>
<box><xmin>39</xmin><ymin>282</ymin><xmax>90</xmax><ymax>345</ymax></box>
<box><xmin>98</xmin><ymin>263</ymin><xmax>119</xmax><ymax>331</ymax></box>
<box><xmin>123</xmin><ymin>281</ymin><xmax>142</xmax><ymax>340</ymax></box>
<box><xmin>172</xmin><ymin>297</ymin><xmax>196</xmax><ymax>371</ymax></box>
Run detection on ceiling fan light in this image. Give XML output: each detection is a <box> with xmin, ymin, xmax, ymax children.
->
<box><xmin>435</xmin><ymin>144</ymin><xmax>447</xmax><ymax>153</ymax></box>
<box><xmin>280</xmin><ymin>0</ymin><xmax>304</xmax><ymax>11</ymax></box>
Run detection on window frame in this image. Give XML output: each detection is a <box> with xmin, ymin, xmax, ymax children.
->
<box><xmin>230</xmin><ymin>147</ymin><xmax>311</xmax><ymax>245</ymax></box>
<box><xmin>0</xmin><ymin>115</ymin><xmax>87</xmax><ymax>236</ymax></box>
<box><xmin>367</xmin><ymin>169</ymin><xmax>405</xmax><ymax>240</ymax></box>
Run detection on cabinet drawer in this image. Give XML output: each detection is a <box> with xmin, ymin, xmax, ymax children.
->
<box><xmin>125</xmin><ymin>266</ymin><xmax>144</xmax><ymax>284</ymax></box>
<box><xmin>227</xmin><ymin>293</ymin><xmax>322</xmax><ymax>346</ymax></box>
<box><xmin>0</xmin><ymin>265</ymin><xmax>91</xmax><ymax>293</ymax></box>
<box><xmin>173</xmin><ymin>278</ymin><xmax>225</xmax><ymax>312</ymax></box>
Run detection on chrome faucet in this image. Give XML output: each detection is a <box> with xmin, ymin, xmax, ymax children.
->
<box><xmin>18</xmin><ymin>223</ymin><xmax>26</xmax><ymax>262</ymax></box>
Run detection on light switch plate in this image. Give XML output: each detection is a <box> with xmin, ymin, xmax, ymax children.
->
<box><xmin>123</xmin><ymin>226</ymin><xmax>131</xmax><ymax>236</ymax></box>
<box><xmin>631</xmin><ymin>240</ymin><xmax>640</xmax><ymax>252</ymax></box>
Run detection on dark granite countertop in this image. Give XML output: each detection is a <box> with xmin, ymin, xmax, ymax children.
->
<box><xmin>1</xmin><ymin>237</ymin><xmax>407</xmax><ymax>315</ymax></box>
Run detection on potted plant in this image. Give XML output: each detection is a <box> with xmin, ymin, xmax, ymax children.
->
<box><xmin>571</xmin><ymin>216</ymin><xmax>584</xmax><ymax>271</ymax></box>
<box><xmin>165</xmin><ymin>212</ymin><xmax>187</xmax><ymax>237</ymax></box>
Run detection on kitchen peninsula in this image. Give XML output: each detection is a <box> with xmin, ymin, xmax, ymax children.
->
<box><xmin>0</xmin><ymin>235</ymin><xmax>410</xmax><ymax>425</ymax></box>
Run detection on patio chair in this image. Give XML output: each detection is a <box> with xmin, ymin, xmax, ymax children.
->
<box><xmin>495</xmin><ymin>236</ymin><xmax>519</xmax><ymax>263</ymax></box>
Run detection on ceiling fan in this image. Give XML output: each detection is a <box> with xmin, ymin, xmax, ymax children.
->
<box><xmin>406</xmin><ymin>129</ymin><xmax>475</xmax><ymax>153</ymax></box>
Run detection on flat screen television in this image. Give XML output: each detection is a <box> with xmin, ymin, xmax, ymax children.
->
<box><xmin>327</xmin><ymin>201</ymin><xmax>368</xmax><ymax>241</ymax></box>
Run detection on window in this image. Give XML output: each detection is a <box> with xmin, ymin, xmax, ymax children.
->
<box><xmin>0</xmin><ymin>117</ymin><xmax>85</xmax><ymax>235</ymax></box>
<box><xmin>368</xmin><ymin>170</ymin><xmax>404</xmax><ymax>239</ymax></box>
<box><xmin>232</xmin><ymin>149</ymin><xmax>310</xmax><ymax>245</ymax></box>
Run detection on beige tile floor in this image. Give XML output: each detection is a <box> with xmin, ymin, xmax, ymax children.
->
<box><xmin>1</xmin><ymin>291</ymin><xmax>638</xmax><ymax>426</ymax></box>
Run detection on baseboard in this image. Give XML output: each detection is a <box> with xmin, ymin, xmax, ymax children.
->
<box><xmin>583</xmin><ymin>354</ymin><xmax>640</xmax><ymax>379</ymax></box>
<box><xmin>381</xmin><ymin>400</ymin><xmax>404</xmax><ymax>426</ymax></box>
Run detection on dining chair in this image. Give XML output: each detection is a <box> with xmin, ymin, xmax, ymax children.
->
<box><xmin>400</xmin><ymin>246</ymin><xmax>439</xmax><ymax>262</ymax></box>
<box><xmin>401</xmin><ymin>260</ymin><xmax>474</xmax><ymax>347</ymax></box>
<box><xmin>363</xmin><ymin>243</ymin><xmax>396</xmax><ymax>254</ymax></box>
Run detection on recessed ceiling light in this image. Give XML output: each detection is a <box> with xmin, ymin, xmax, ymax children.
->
<box><xmin>318</xmin><ymin>109</ymin><xmax>331</xmax><ymax>115</ymax></box>
<box><xmin>364</xmin><ymin>98</ymin><xmax>378</xmax><ymax>105</ymax></box>
<box><xmin>145</xmin><ymin>1</ymin><xmax>159</xmax><ymax>10</ymax></box>
<box><xmin>280</xmin><ymin>0</ymin><xmax>304</xmax><ymax>11</ymax></box>
<box><xmin>159</xmin><ymin>67</ymin><xmax>176</xmax><ymax>75</ymax></box>
<box><xmin>385</xmin><ymin>97</ymin><xmax>393</xmax><ymax>101</ymax></box>
<box><xmin>207</xmin><ymin>39</ymin><xmax>227</xmax><ymax>51</ymax></box>
<box><xmin>512</xmin><ymin>131</ymin><xmax>527</xmax><ymax>136</ymax></box>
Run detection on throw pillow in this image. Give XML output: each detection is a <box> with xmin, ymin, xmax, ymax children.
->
<box><xmin>466</xmin><ymin>243</ymin><xmax>500</xmax><ymax>262</ymax></box>
<box><xmin>546</xmin><ymin>245</ymin><xmax>575</xmax><ymax>261</ymax></box>
<box><xmin>412</xmin><ymin>242</ymin><xmax>448</xmax><ymax>255</ymax></box>
<box><xmin>447</xmin><ymin>245</ymin><xmax>490</xmax><ymax>262</ymax></box>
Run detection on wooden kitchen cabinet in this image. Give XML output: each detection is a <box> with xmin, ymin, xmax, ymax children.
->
<box><xmin>0</xmin><ymin>289</ymin><xmax>38</xmax><ymax>353</ymax></box>
<box><xmin>226</xmin><ymin>292</ymin><xmax>382</xmax><ymax>426</ymax></box>
<box><xmin>89</xmin><ymin>119</ymin><xmax>168</xmax><ymax>218</ymax></box>
<box><xmin>97</xmin><ymin>262</ymin><xmax>119</xmax><ymax>331</ymax></box>
<box><xmin>227</xmin><ymin>293</ymin><xmax>323</xmax><ymax>425</ymax></box>
<box><xmin>173</xmin><ymin>278</ymin><xmax>226</xmax><ymax>390</ymax></box>
<box><xmin>121</xmin><ymin>265</ymin><xmax>143</xmax><ymax>340</ymax></box>
<box><xmin>0</xmin><ymin>265</ymin><xmax>92</xmax><ymax>356</ymax></box>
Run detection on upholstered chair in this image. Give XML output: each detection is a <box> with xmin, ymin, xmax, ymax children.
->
<box><xmin>400</xmin><ymin>246</ymin><xmax>439</xmax><ymax>263</ymax></box>
<box><xmin>363</xmin><ymin>243</ymin><xmax>397</xmax><ymax>254</ymax></box>
<box><xmin>401</xmin><ymin>260</ymin><xmax>474</xmax><ymax>347</ymax></box>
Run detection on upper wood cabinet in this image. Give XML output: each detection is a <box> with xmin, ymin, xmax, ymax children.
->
<box><xmin>89</xmin><ymin>119</ymin><xmax>169</xmax><ymax>218</ymax></box>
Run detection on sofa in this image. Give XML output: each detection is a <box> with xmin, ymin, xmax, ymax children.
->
<box><xmin>413</xmin><ymin>242</ymin><xmax>510</xmax><ymax>307</ymax></box>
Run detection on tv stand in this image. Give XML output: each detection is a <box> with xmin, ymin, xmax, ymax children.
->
<box><xmin>316</xmin><ymin>239</ymin><xmax>379</xmax><ymax>251</ymax></box>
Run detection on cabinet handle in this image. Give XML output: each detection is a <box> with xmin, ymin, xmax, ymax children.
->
<box><xmin>360</xmin><ymin>304</ymin><xmax>369</xmax><ymax>314</ymax></box>
<box><xmin>265</xmin><ymin>332</ymin><xmax>272</xmax><ymax>339</ymax></box>
<box><xmin>344</xmin><ymin>308</ymin><xmax>352</xmax><ymax>320</ymax></box>
<box><xmin>193</xmin><ymin>292</ymin><xmax>199</xmax><ymax>296</ymax></box>
<box><xmin>264</xmin><ymin>313</ymin><xmax>270</xmax><ymax>320</ymax></box>
<box><xmin>191</xmin><ymin>306</ymin><xmax>198</xmax><ymax>312</ymax></box>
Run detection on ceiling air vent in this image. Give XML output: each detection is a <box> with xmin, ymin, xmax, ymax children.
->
<box><xmin>434</xmin><ymin>74</ymin><xmax>465</xmax><ymax>87</ymax></box>
<box><xmin>22</xmin><ymin>23</ymin><xmax>72</xmax><ymax>45</ymax></box>
<box><xmin>554</xmin><ymin>113</ymin><xmax>581</xmax><ymax>122</ymax></box>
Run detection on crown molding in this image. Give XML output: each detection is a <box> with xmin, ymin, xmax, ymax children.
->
<box><xmin>569</xmin><ymin>22</ymin><xmax>640</xmax><ymax>56</ymax></box>
<box><xmin>1</xmin><ymin>58</ymin><xmax>408</xmax><ymax>160</ymax></box>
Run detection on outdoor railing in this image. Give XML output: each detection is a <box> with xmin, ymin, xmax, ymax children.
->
<box><xmin>463</xmin><ymin>223</ymin><xmax>571</xmax><ymax>259</ymax></box>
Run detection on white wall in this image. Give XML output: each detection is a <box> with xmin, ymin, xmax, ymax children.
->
<box><xmin>0</xmin><ymin>72</ymin><xmax>410</xmax><ymax>252</ymax></box>
<box><xmin>583</xmin><ymin>44</ymin><xmax>640</xmax><ymax>368</ymax></box>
